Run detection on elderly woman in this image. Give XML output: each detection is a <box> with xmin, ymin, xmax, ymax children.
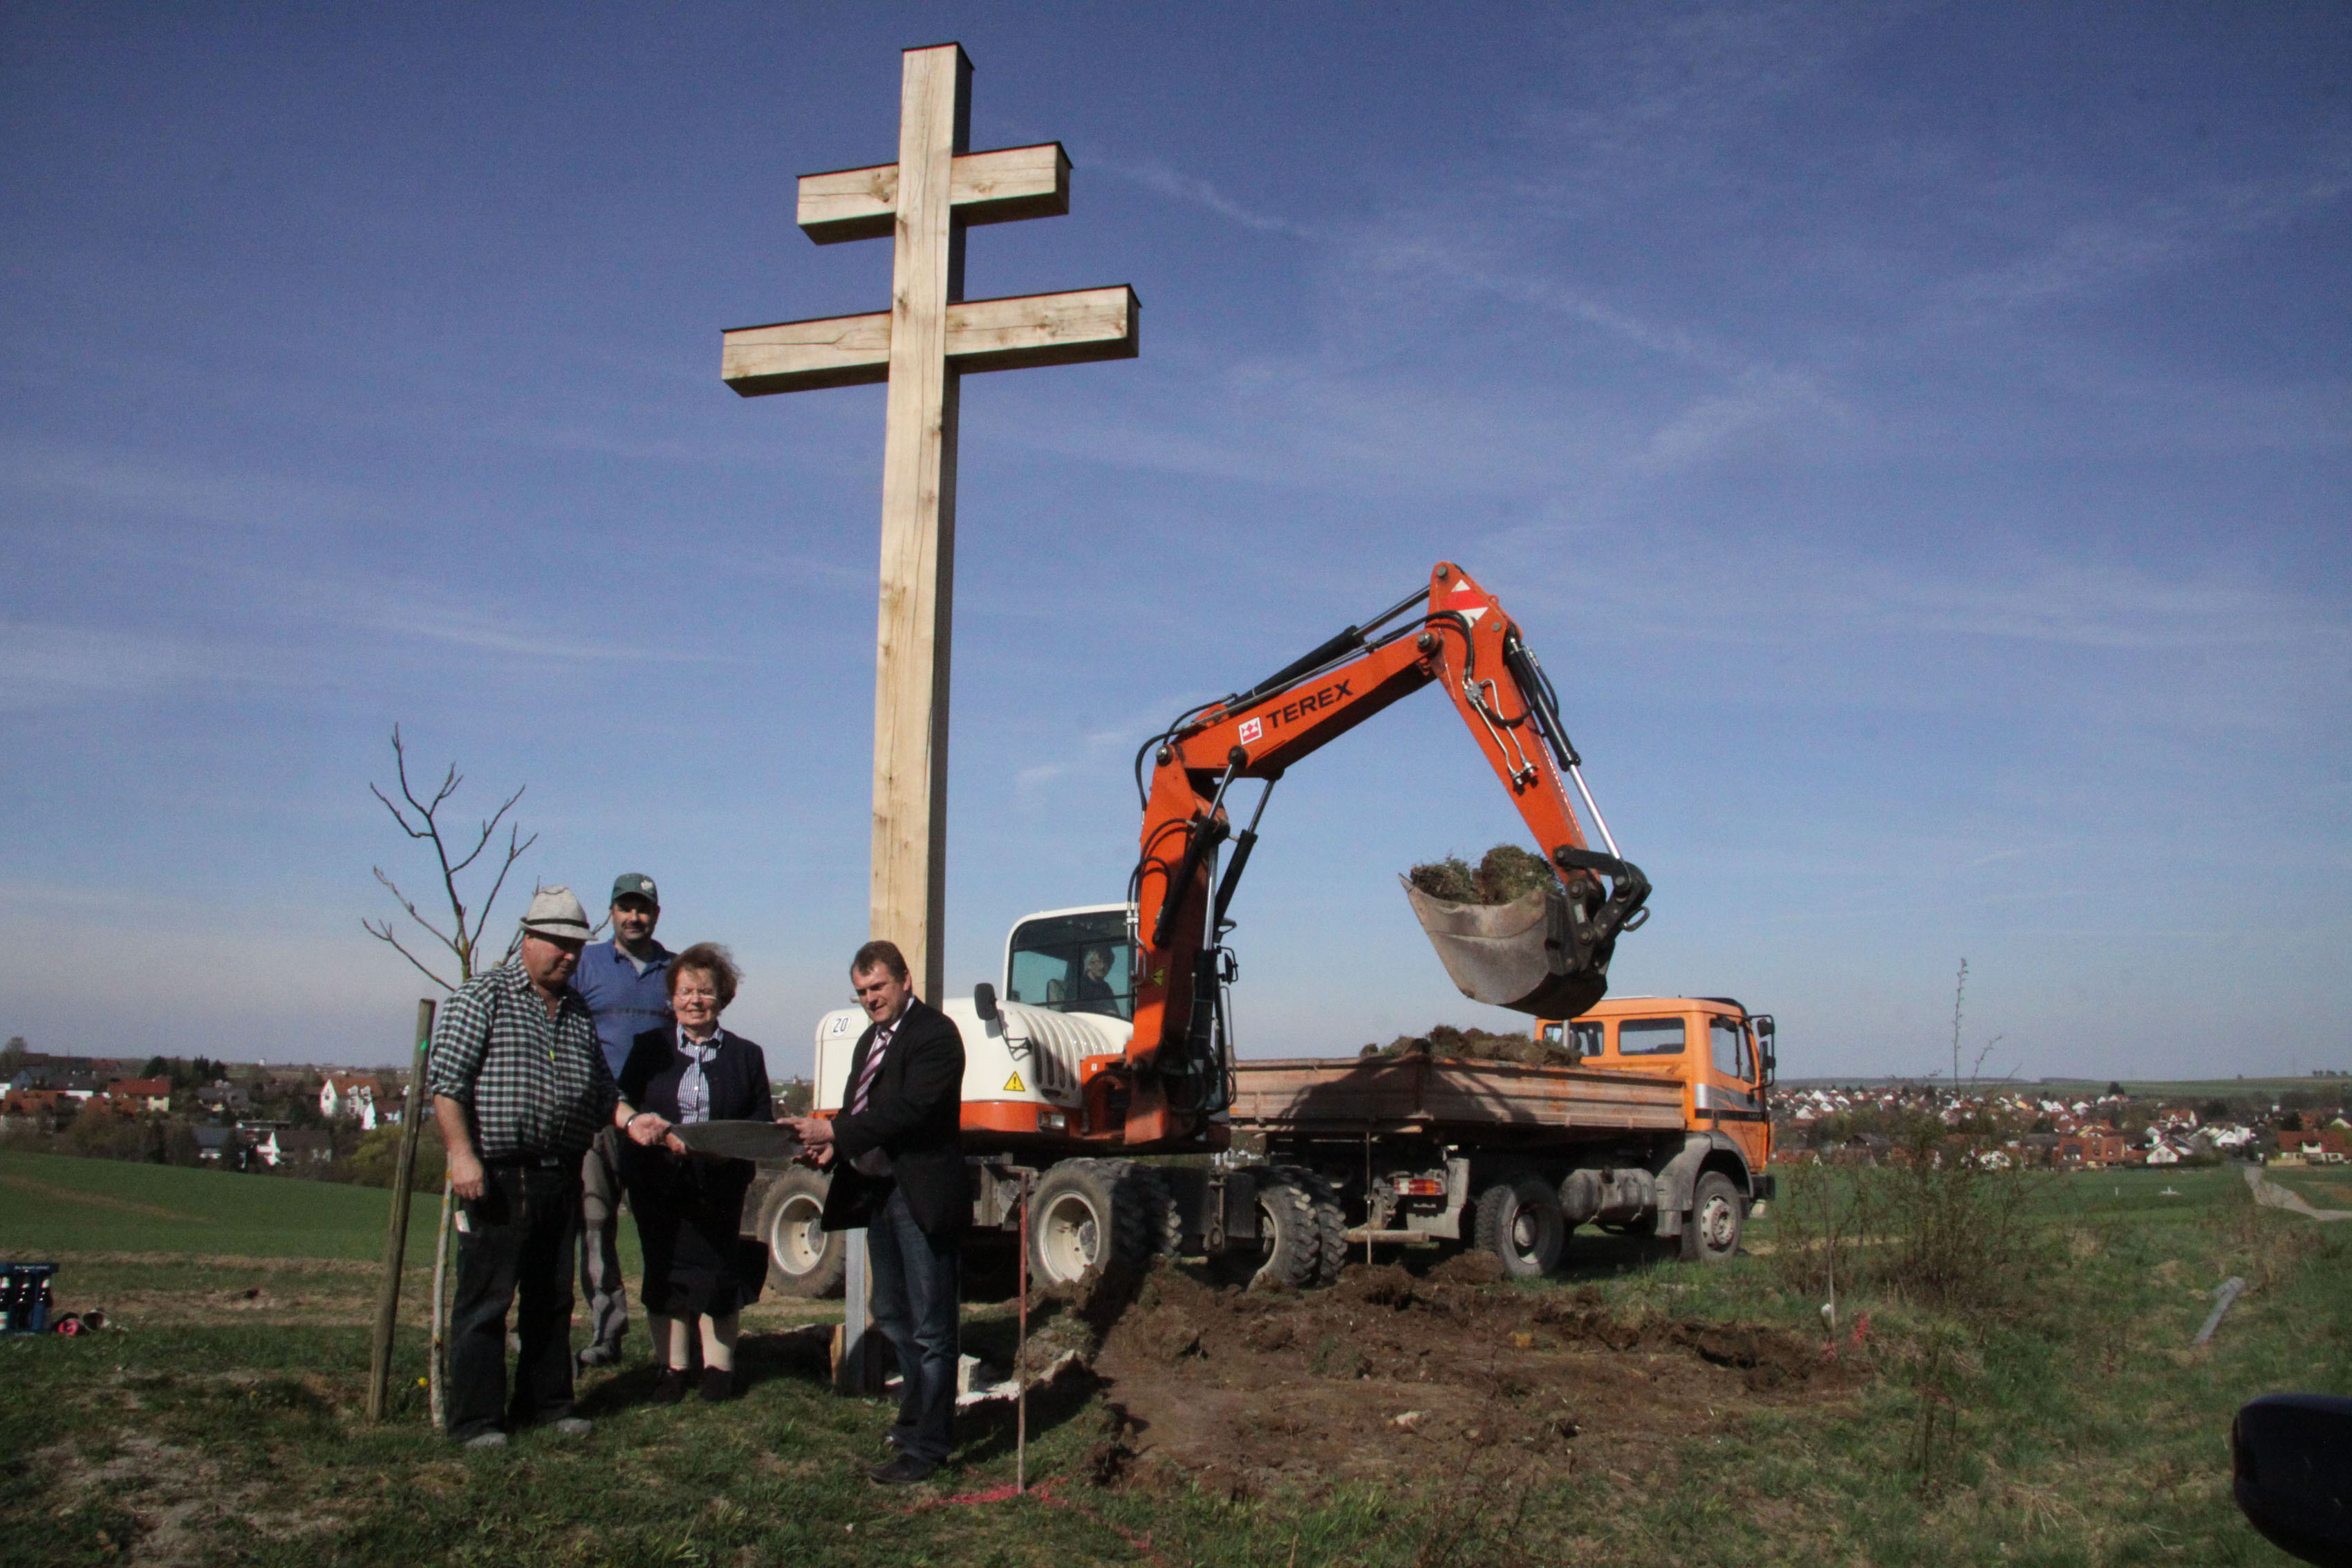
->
<box><xmin>614</xmin><ymin>942</ymin><xmax>772</xmax><ymax>1403</ymax></box>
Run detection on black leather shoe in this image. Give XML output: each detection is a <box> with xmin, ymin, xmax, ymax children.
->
<box><xmin>699</xmin><ymin>1368</ymin><xmax>734</xmax><ymax>1403</ymax></box>
<box><xmin>868</xmin><ymin>1454</ymin><xmax>937</xmax><ymax>1486</ymax></box>
<box><xmin>648</xmin><ymin>1368</ymin><xmax>689</xmax><ymax>1406</ymax></box>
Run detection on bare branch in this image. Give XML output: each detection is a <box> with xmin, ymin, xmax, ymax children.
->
<box><xmin>367</xmin><ymin>724</ymin><xmax>533</xmax><ymax>989</ymax></box>
<box><xmin>362</xmin><ymin>917</ymin><xmax>457</xmax><ymax>992</ymax></box>
<box><xmin>472</xmin><ymin>822</ymin><xmax>539</xmax><ymax>946</ymax></box>
<box><xmin>446</xmin><ymin>783</ymin><xmax>526</xmax><ymax>877</ymax></box>
<box><xmin>373</xmin><ymin>866</ymin><xmax>458</xmax><ymax>952</ymax></box>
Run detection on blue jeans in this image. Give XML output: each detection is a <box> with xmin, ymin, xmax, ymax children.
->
<box><xmin>864</xmin><ymin>1185</ymin><xmax>960</xmax><ymax>1466</ymax></box>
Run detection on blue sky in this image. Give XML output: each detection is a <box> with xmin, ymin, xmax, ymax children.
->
<box><xmin>3</xmin><ymin>3</ymin><xmax>2346</xmax><ymax>1081</ymax></box>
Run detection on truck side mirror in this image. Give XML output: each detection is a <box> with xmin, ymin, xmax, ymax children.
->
<box><xmin>973</xmin><ymin>982</ymin><xmax>1001</xmax><ymax>1024</ymax></box>
<box><xmin>1753</xmin><ymin>1016</ymin><xmax>1776</xmax><ymax>1083</ymax></box>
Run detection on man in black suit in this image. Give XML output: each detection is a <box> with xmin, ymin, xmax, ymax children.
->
<box><xmin>786</xmin><ymin>940</ymin><xmax>968</xmax><ymax>1484</ymax></box>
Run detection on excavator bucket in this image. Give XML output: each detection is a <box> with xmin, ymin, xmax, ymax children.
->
<box><xmin>1402</xmin><ymin>879</ymin><xmax>1609</xmax><ymax>1020</ymax></box>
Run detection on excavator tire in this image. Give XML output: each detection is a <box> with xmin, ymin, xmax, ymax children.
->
<box><xmin>1214</xmin><ymin>1169</ymin><xmax>1327</xmax><ymax>1290</ymax></box>
<box><xmin>1028</xmin><ymin>1158</ymin><xmax>1156</xmax><ymax>1295</ymax></box>
<box><xmin>1680</xmin><ymin>1171</ymin><xmax>1744</xmax><ymax>1264</ymax></box>
<box><xmin>1127</xmin><ymin>1163</ymin><xmax>1185</xmax><ymax>1260</ymax></box>
<box><xmin>1285</xmin><ymin>1166</ymin><xmax>1352</xmax><ymax>1286</ymax></box>
<box><xmin>756</xmin><ymin>1166</ymin><xmax>846</xmax><ymax>1298</ymax></box>
<box><xmin>1473</xmin><ymin>1175</ymin><xmax>1566</xmax><ymax>1278</ymax></box>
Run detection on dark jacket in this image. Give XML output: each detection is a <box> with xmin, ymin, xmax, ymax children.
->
<box><xmin>615</xmin><ymin>1025</ymin><xmax>774</xmax><ymax>1207</ymax></box>
<box><xmin>820</xmin><ymin>997</ymin><xmax>969</xmax><ymax>1240</ymax></box>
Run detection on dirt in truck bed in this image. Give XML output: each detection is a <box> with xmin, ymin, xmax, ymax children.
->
<box><xmin>1075</xmin><ymin>1256</ymin><xmax>1849</xmax><ymax>1500</ymax></box>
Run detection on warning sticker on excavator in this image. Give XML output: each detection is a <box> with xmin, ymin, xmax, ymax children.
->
<box><xmin>1003</xmin><ymin>1072</ymin><xmax>1025</xmax><ymax>1093</ymax></box>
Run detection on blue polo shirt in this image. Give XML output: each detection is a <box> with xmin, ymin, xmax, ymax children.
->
<box><xmin>572</xmin><ymin>938</ymin><xmax>675</xmax><ymax>1076</ymax></box>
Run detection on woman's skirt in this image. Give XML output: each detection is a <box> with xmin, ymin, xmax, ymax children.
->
<box><xmin>622</xmin><ymin>1150</ymin><xmax>765</xmax><ymax>1318</ymax></box>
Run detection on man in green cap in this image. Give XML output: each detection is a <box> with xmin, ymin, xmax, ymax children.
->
<box><xmin>570</xmin><ymin>872</ymin><xmax>673</xmax><ymax>1368</ymax></box>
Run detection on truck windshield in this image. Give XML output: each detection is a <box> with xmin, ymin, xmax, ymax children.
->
<box><xmin>1005</xmin><ymin>911</ymin><xmax>1135</xmax><ymax>1020</ymax></box>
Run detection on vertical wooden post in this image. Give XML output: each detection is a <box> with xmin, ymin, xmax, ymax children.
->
<box><xmin>365</xmin><ymin>998</ymin><xmax>436</xmax><ymax>1423</ymax></box>
<box><xmin>722</xmin><ymin>44</ymin><xmax>1137</xmax><ymax>1005</ymax></box>
<box><xmin>870</xmin><ymin>43</ymin><xmax>970</xmax><ymax>1005</ymax></box>
<box><xmin>833</xmin><ymin>1229</ymin><xmax>885</xmax><ymax>1394</ymax></box>
<box><xmin>428</xmin><ymin>1178</ymin><xmax>453</xmax><ymax>1432</ymax></box>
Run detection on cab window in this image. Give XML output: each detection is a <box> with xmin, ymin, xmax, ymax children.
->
<box><xmin>1617</xmin><ymin>1018</ymin><xmax>1685</xmax><ymax>1055</ymax></box>
<box><xmin>1005</xmin><ymin>911</ymin><xmax>1135</xmax><ymax>1020</ymax></box>
<box><xmin>1710</xmin><ymin>1016</ymin><xmax>1751</xmax><ymax>1079</ymax></box>
<box><xmin>1571</xmin><ymin>1021</ymin><xmax>1603</xmax><ymax>1059</ymax></box>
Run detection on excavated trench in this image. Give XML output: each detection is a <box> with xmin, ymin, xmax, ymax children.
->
<box><xmin>1061</xmin><ymin>1255</ymin><xmax>1849</xmax><ymax>1499</ymax></box>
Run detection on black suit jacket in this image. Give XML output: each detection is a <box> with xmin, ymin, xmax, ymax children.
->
<box><xmin>615</xmin><ymin>1025</ymin><xmax>774</xmax><ymax>1209</ymax></box>
<box><xmin>820</xmin><ymin>997</ymin><xmax>969</xmax><ymax>1240</ymax></box>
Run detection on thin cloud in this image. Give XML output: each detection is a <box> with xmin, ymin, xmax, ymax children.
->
<box><xmin>1089</xmin><ymin>155</ymin><xmax>1314</xmax><ymax>240</ymax></box>
<box><xmin>0</xmin><ymin>620</ymin><xmax>200</xmax><ymax>708</ymax></box>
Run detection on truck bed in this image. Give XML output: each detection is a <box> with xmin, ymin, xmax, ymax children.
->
<box><xmin>1228</xmin><ymin>1055</ymin><xmax>1686</xmax><ymax>1137</ymax></box>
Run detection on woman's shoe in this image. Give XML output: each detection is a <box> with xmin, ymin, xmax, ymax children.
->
<box><xmin>699</xmin><ymin>1368</ymin><xmax>735</xmax><ymax>1403</ymax></box>
<box><xmin>649</xmin><ymin>1368</ymin><xmax>689</xmax><ymax>1406</ymax></box>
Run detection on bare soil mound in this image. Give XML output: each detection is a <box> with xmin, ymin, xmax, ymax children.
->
<box><xmin>1084</xmin><ymin>1260</ymin><xmax>1842</xmax><ymax>1500</ymax></box>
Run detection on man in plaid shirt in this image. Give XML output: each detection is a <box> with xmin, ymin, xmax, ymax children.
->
<box><xmin>429</xmin><ymin>886</ymin><xmax>618</xmax><ymax>1448</ymax></box>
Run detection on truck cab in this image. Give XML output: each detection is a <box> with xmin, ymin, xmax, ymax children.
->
<box><xmin>1539</xmin><ymin>997</ymin><xmax>1777</xmax><ymax>1178</ymax></box>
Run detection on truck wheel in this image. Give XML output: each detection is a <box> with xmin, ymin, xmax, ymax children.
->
<box><xmin>1028</xmin><ymin>1159</ymin><xmax>1154</xmax><ymax>1293</ymax></box>
<box><xmin>1474</xmin><ymin>1175</ymin><xmax>1565</xmax><ymax>1278</ymax></box>
<box><xmin>757</xmin><ymin>1167</ymin><xmax>845</xmax><ymax>1298</ymax></box>
<box><xmin>1214</xmin><ymin>1169</ymin><xmax>1325</xmax><ymax>1290</ymax></box>
<box><xmin>1680</xmin><ymin>1172</ymin><xmax>1744</xmax><ymax>1264</ymax></box>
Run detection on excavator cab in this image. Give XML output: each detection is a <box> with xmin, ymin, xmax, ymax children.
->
<box><xmin>1003</xmin><ymin>906</ymin><xmax>1138</xmax><ymax>1022</ymax></box>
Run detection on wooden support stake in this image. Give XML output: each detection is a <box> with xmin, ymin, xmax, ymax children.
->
<box><xmin>427</xmin><ymin>1177</ymin><xmax>454</xmax><ymax>1432</ymax></box>
<box><xmin>364</xmin><ymin>998</ymin><xmax>436</xmax><ymax>1422</ymax></box>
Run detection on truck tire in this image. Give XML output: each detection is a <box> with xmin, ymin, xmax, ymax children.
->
<box><xmin>1028</xmin><ymin>1159</ymin><xmax>1155</xmax><ymax>1293</ymax></box>
<box><xmin>1474</xmin><ymin>1175</ymin><xmax>1565</xmax><ymax>1278</ymax></box>
<box><xmin>1680</xmin><ymin>1171</ymin><xmax>1744</xmax><ymax>1264</ymax></box>
<box><xmin>1214</xmin><ymin>1168</ymin><xmax>1327</xmax><ymax>1290</ymax></box>
<box><xmin>757</xmin><ymin>1166</ymin><xmax>845</xmax><ymax>1298</ymax></box>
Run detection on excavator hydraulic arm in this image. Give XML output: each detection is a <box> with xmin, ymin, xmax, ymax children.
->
<box><xmin>1116</xmin><ymin>561</ymin><xmax>1650</xmax><ymax>1147</ymax></box>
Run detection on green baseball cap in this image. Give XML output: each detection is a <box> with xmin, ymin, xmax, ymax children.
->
<box><xmin>610</xmin><ymin>872</ymin><xmax>660</xmax><ymax>908</ymax></box>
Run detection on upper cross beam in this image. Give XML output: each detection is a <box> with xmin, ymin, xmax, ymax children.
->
<box><xmin>798</xmin><ymin>143</ymin><xmax>1072</xmax><ymax>242</ymax></box>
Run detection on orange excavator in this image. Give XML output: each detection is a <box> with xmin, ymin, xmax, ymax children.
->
<box><xmin>1103</xmin><ymin>558</ymin><xmax>1652</xmax><ymax>1150</ymax></box>
<box><xmin>764</xmin><ymin>561</ymin><xmax>1673</xmax><ymax>1296</ymax></box>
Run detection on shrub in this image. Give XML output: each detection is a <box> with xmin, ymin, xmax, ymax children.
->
<box><xmin>1406</xmin><ymin>843</ymin><xmax>1562</xmax><ymax>906</ymax></box>
<box><xmin>332</xmin><ymin>1121</ymin><xmax>447</xmax><ymax>1191</ymax></box>
<box><xmin>1770</xmin><ymin>1127</ymin><xmax>2048</xmax><ymax>1317</ymax></box>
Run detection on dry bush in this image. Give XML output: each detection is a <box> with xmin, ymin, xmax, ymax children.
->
<box><xmin>1407</xmin><ymin>844</ymin><xmax>1562</xmax><ymax>906</ymax></box>
<box><xmin>1770</xmin><ymin>1132</ymin><xmax>2049</xmax><ymax>1317</ymax></box>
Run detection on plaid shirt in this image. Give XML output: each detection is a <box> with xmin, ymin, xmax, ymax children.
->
<box><xmin>427</xmin><ymin>960</ymin><xmax>617</xmax><ymax>1161</ymax></box>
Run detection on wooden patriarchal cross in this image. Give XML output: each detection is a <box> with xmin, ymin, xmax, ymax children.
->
<box><xmin>722</xmin><ymin>42</ymin><xmax>1138</xmax><ymax>1005</ymax></box>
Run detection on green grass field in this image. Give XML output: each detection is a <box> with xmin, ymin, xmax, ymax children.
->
<box><xmin>0</xmin><ymin>1150</ymin><xmax>402</xmax><ymax>1262</ymax></box>
<box><xmin>2</xmin><ymin>1148</ymin><xmax>2345</xmax><ymax>1567</ymax></box>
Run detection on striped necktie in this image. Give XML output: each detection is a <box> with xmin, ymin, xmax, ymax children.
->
<box><xmin>849</xmin><ymin>1020</ymin><xmax>896</xmax><ymax>1114</ymax></box>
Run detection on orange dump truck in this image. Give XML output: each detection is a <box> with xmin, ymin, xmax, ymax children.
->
<box><xmin>1220</xmin><ymin>996</ymin><xmax>1776</xmax><ymax>1280</ymax></box>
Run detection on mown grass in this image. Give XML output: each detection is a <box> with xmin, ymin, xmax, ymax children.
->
<box><xmin>2</xmin><ymin>1152</ymin><xmax>2344</xmax><ymax>1567</ymax></box>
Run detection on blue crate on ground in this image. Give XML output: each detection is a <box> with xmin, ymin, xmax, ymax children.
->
<box><xmin>1</xmin><ymin>1262</ymin><xmax>58</xmax><ymax>1336</ymax></box>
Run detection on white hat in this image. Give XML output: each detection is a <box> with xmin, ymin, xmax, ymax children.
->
<box><xmin>521</xmin><ymin>886</ymin><xmax>592</xmax><ymax>941</ymax></box>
